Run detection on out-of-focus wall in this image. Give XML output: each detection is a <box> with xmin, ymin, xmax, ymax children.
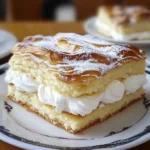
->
<box><xmin>74</xmin><ymin>0</ymin><xmax>116</xmax><ymax>20</ymax></box>
<box><xmin>7</xmin><ymin>0</ymin><xmax>43</xmax><ymax>21</ymax></box>
<box><xmin>125</xmin><ymin>0</ymin><xmax>150</xmax><ymax>6</ymax></box>
<box><xmin>0</xmin><ymin>0</ymin><xmax>6</xmax><ymax>20</ymax></box>
<box><xmin>6</xmin><ymin>0</ymin><xmax>150</xmax><ymax>21</ymax></box>
<box><xmin>74</xmin><ymin>0</ymin><xmax>150</xmax><ymax>20</ymax></box>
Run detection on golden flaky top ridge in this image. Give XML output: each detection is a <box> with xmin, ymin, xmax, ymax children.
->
<box><xmin>98</xmin><ymin>5</ymin><xmax>150</xmax><ymax>25</ymax></box>
<box><xmin>11</xmin><ymin>33</ymin><xmax>145</xmax><ymax>83</ymax></box>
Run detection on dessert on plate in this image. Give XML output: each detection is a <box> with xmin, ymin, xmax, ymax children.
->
<box><xmin>96</xmin><ymin>5</ymin><xmax>150</xmax><ymax>41</ymax></box>
<box><xmin>5</xmin><ymin>33</ymin><xmax>147</xmax><ymax>133</ymax></box>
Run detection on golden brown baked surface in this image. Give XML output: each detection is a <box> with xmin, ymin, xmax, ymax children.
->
<box><xmin>11</xmin><ymin>33</ymin><xmax>145</xmax><ymax>83</ymax></box>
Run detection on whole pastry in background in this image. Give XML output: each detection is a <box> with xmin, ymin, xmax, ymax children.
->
<box><xmin>5</xmin><ymin>33</ymin><xmax>147</xmax><ymax>133</ymax></box>
<box><xmin>96</xmin><ymin>5</ymin><xmax>150</xmax><ymax>41</ymax></box>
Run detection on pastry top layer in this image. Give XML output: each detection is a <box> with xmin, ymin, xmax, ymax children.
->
<box><xmin>11</xmin><ymin>33</ymin><xmax>145</xmax><ymax>83</ymax></box>
<box><xmin>98</xmin><ymin>5</ymin><xmax>150</xmax><ymax>25</ymax></box>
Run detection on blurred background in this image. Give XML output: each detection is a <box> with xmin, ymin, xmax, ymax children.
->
<box><xmin>0</xmin><ymin>0</ymin><xmax>149</xmax><ymax>22</ymax></box>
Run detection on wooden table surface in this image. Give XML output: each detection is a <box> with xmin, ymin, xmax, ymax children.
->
<box><xmin>0</xmin><ymin>22</ymin><xmax>84</xmax><ymax>41</ymax></box>
<box><xmin>0</xmin><ymin>22</ymin><xmax>150</xmax><ymax>150</ymax></box>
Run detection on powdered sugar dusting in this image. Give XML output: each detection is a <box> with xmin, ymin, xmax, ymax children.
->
<box><xmin>139</xmin><ymin>49</ymin><xmax>143</xmax><ymax>53</ymax></box>
<box><xmin>83</xmin><ymin>34</ymin><xmax>112</xmax><ymax>45</ymax></box>
<box><xmin>15</xmin><ymin>33</ymin><xmax>144</xmax><ymax>79</ymax></box>
<box><xmin>54</xmin><ymin>33</ymin><xmax>130</xmax><ymax>59</ymax></box>
<box><xmin>17</xmin><ymin>53</ymin><xmax>120</xmax><ymax>78</ymax></box>
<box><xmin>33</xmin><ymin>39</ymin><xmax>54</xmax><ymax>50</ymax></box>
<box><xmin>55</xmin><ymin>33</ymin><xmax>112</xmax><ymax>46</ymax></box>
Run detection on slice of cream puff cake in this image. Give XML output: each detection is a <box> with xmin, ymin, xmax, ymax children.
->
<box><xmin>96</xmin><ymin>5</ymin><xmax>150</xmax><ymax>41</ymax></box>
<box><xmin>5</xmin><ymin>33</ymin><xmax>146</xmax><ymax>133</ymax></box>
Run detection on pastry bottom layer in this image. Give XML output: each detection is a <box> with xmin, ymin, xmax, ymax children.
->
<box><xmin>8</xmin><ymin>85</ymin><xmax>145</xmax><ymax>133</ymax></box>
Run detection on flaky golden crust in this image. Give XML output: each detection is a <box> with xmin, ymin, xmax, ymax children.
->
<box><xmin>10</xmin><ymin>33</ymin><xmax>145</xmax><ymax>83</ymax></box>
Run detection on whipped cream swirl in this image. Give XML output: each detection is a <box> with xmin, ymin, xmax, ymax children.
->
<box><xmin>100</xmin><ymin>80</ymin><xmax>125</xmax><ymax>103</ymax></box>
<box><xmin>124</xmin><ymin>74</ymin><xmax>147</xmax><ymax>93</ymax></box>
<box><xmin>5</xmin><ymin>71</ymin><xmax>39</xmax><ymax>93</ymax></box>
<box><xmin>38</xmin><ymin>80</ymin><xmax>125</xmax><ymax>116</ymax></box>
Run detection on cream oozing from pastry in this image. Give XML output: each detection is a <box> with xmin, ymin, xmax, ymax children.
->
<box><xmin>124</xmin><ymin>74</ymin><xmax>147</xmax><ymax>93</ymax></box>
<box><xmin>38</xmin><ymin>80</ymin><xmax>125</xmax><ymax>116</ymax></box>
<box><xmin>95</xmin><ymin>19</ymin><xmax>150</xmax><ymax>40</ymax></box>
<box><xmin>100</xmin><ymin>80</ymin><xmax>125</xmax><ymax>104</ymax></box>
<box><xmin>38</xmin><ymin>84</ymin><xmax>104</xmax><ymax>116</ymax></box>
<box><xmin>5</xmin><ymin>70</ymin><xmax>146</xmax><ymax>116</ymax></box>
<box><xmin>5</xmin><ymin>71</ymin><xmax>39</xmax><ymax>93</ymax></box>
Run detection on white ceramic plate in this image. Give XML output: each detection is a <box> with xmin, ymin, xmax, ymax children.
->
<box><xmin>0</xmin><ymin>30</ymin><xmax>17</xmax><ymax>59</ymax></box>
<box><xmin>84</xmin><ymin>17</ymin><xmax>150</xmax><ymax>46</ymax></box>
<box><xmin>0</xmin><ymin>63</ymin><xmax>150</xmax><ymax>150</ymax></box>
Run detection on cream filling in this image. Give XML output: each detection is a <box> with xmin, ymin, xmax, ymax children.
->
<box><xmin>5</xmin><ymin>71</ymin><xmax>39</xmax><ymax>93</ymax></box>
<box><xmin>95</xmin><ymin>18</ymin><xmax>150</xmax><ymax>41</ymax></box>
<box><xmin>5</xmin><ymin>71</ymin><xmax>146</xmax><ymax>116</ymax></box>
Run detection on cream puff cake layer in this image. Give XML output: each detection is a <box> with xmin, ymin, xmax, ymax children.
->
<box><xmin>96</xmin><ymin>6</ymin><xmax>150</xmax><ymax>40</ymax></box>
<box><xmin>6</xmin><ymin>33</ymin><xmax>146</xmax><ymax>133</ymax></box>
